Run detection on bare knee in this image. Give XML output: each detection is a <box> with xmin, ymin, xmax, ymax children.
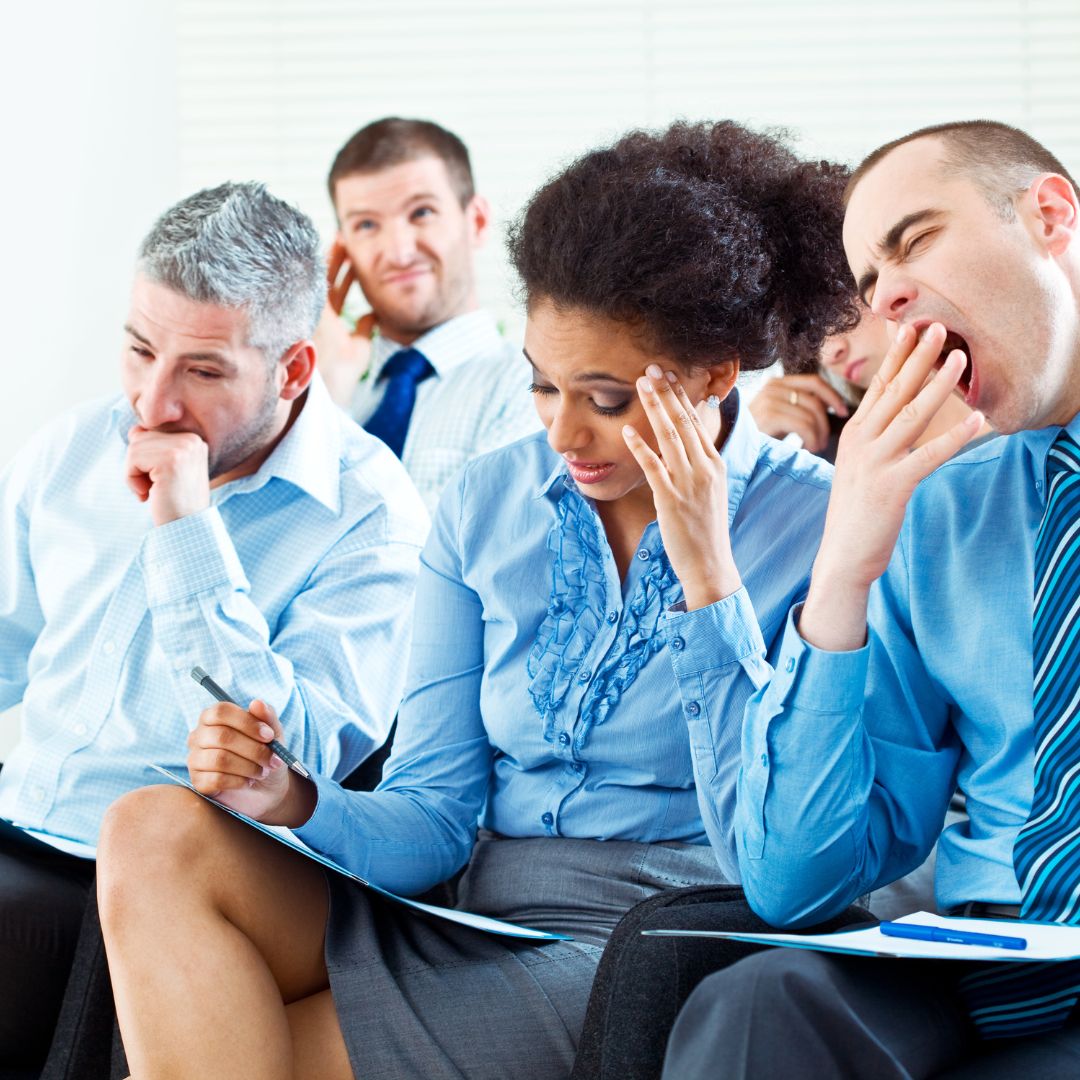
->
<box><xmin>97</xmin><ymin>785</ymin><xmax>222</xmax><ymax>932</ymax></box>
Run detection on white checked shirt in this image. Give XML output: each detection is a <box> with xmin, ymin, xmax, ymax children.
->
<box><xmin>0</xmin><ymin>373</ymin><xmax>428</xmax><ymax>856</ymax></box>
<box><xmin>348</xmin><ymin>310</ymin><xmax>542</xmax><ymax>514</ymax></box>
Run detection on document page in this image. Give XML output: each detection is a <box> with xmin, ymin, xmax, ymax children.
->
<box><xmin>150</xmin><ymin>765</ymin><xmax>570</xmax><ymax>941</ymax></box>
<box><xmin>643</xmin><ymin>910</ymin><xmax>1080</xmax><ymax>962</ymax></box>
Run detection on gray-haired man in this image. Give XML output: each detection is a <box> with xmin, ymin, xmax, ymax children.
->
<box><xmin>0</xmin><ymin>182</ymin><xmax>427</xmax><ymax>1068</ymax></box>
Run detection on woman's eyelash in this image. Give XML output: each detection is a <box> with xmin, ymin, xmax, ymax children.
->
<box><xmin>591</xmin><ymin>401</ymin><xmax>630</xmax><ymax>417</ymax></box>
<box><xmin>529</xmin><ymin>383</ymin><xmax>630</xmax><ymax>418</ymax></box>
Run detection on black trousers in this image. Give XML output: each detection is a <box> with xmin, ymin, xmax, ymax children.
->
<box><xmin>0</xmin><ymin>819</ymin><xmax>94</xmax><ymax>1069</ymax></box>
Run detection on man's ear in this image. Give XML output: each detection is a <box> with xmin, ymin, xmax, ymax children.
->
<box><xmin>704</xmin><ymin>359</ymin><xmax>740</xmax><ymax>401</ymax></box>
<box><xmin>278</xmin><ymin>341</ymin><xmax>316</xmax><ymax>400</ymax></box>
<box><xmin>466</xmin><ymin>194</ymin><xmax>491</xmax><ymax>249</ymax></box>
<box><xmin>1026</xmin><ymin>173</ymin><xmax>1079</xmax><ymax>258</ymax></box>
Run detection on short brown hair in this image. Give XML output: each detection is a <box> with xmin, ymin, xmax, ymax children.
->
<box><xmin>847</xmin><ymin>119</ymin><xmax>1077</xmax><ymax>218</ymax></box>
<box><xmin>327</xmin><ymin>117</ymin><xmax>475</xmax><ymax>207</ymax></box>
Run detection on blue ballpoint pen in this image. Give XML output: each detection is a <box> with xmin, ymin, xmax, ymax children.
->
<box><xmin>879</xmin><ymin>921</ymin><xmax>1027</xmax><ymax>951</ymax></box>
<box><xmin>190</xmin><ymin>666</ymin><xmax>312</xmax><ymax>780</ymax></box>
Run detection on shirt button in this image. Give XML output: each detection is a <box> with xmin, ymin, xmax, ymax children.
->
<box><xmin>637</xmin><ymin>548</ymin><xmax>651</xmax><ymax>561</ymax></box>
<box><xmin>102</xmin><ymin>641</ymin><xmax>116</xmax><ymax>656</ymax></box>
<box><xmin>578</xmin><ymin>669</ymin><xmax>591</xmax><ymax>683</ymax></box>
<box><xmin>685</xmin><ymin>701</ymin><xmax>701</xmax><ymax>717</ymax></box>
<box><xmin>72</xmin><ymin>722</ymin><xmax>88</xmax><ymax>737</ymax></box>
<box><xmin>671</xmin><ymin>636</ymin><xmax>685</xmax><ymax>651</ymax></box>
<box><xmin>541</xmin><ymin>811</ymin><xmax>554</xmax><ymax>827</ymax></box>
<box><xmin>784</xmin><ymin>656</ymin><xmax>796</xmax><ymax>673</ymax></box>
<box><xmin>761</xmin><ymin>753</ymin><xmax>769</xmax><ymax>768</ymax></box>
<box><xmin>32</xmin><ymin>786</ymin><xmax>46</xmax><ymax>802</ymax></box>
<box><xmin>558</xmin><ymin>732</ymin><xmax>571</xmax><ymax>746</ymax></box>
<box><xmin>572</xmin><ymin>762</ymin><xmax>585</xmax><ymax>773</ymax></box>
<box><xmin>607</xmin><ymin>610</ymin><xmax>619</xmax><ymax>624</ymax></box>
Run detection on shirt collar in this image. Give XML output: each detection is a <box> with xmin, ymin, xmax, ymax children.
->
<box><xmin>1017</xmin><ymin>409</ymin><xmax>1080</xmax><ymax>495</ymax></box>
<box><xmin>532</xmin><ymin>388</ymin><xmax>761</xmax><ymax>525</ymax></box>
<box><xmin>108</xmin><ymin>372</ymin><xmax>344</xmax><ymax>515</ymax></box>
<box><xmin>372</xmin><ymin>309</ymin><xmax>505</xmax><ymax>379</ymax></box>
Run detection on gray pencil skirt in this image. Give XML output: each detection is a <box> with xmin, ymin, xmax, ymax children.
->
<box><xmin>324</xmin><ymin>831</ymin><xmax>726</xmax><ymax>1080</ymax></box>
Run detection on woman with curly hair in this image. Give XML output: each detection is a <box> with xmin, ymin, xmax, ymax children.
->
<box><xmin>94</xmin><ymin>120</ymin><xmax>857</xmax><ymax>1080</ymax></box>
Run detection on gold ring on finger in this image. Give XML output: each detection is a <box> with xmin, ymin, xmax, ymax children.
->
<box><xmin>788</xmin><ymin>390</ymin><xmax>799</xmax><ymax>406</ymax></box>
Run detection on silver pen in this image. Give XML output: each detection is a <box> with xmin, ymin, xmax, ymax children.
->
<box><xmin>190</xmin><ymin>666</ymin><xmax>311</xmax><ymax>780</ymax></box>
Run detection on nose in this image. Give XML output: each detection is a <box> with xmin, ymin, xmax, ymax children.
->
<box><xmin>821</xmin><ymin>335</ymin><xmax>848</xmax><ymax>370</ymax></box>
<box><xmin>869</xmin><ymin>268</ymin><xmax>918</xmax><ymax>321</ymax></box>
<box><xmin>135</xmin><ymin>366</ymin><xmax>184</xmax><ymax>429</ymax></box>
<box><xmin>381</xmin><ymin>218</ymin><xmax>419</xmax><ymax>268</ymax></box>
<box><xmin>544</xmin><ymin>402</ymin><xmax>591</xmax><ymax>457</ymax></box>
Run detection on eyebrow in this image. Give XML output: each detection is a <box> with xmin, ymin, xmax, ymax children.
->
<box><xmin>523</xmin><ymin>350</ymin><xmax>634</xmax><ymax>387</ymax></box>
<box><xmin>124</xmin><ymin>324</ymin><xmax>239</xmax><ymax>374</ymax></box>
<box><xmin>856</xmin><ymin>208</ymin><xmax>943</xmax><ymax>302</ymax></box>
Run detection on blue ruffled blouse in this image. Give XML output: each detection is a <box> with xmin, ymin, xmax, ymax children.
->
<box><xmin>296</xmin><ymin>392</ymin><xmax>833</xmax><ymax>895</ymax></box>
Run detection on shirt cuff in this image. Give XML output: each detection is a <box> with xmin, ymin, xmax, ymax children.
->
<box><xmin>292</xmin><ymin>772</ymin><xmax>363</xmax><ymax>869</ymax></box>
<box><xmin>140</xmin><ymin>507</ymin><xmax>249</xmax><ymax>607</ymax></box>
<box><xmin>768</xmin><ymin>603</ymin><xmax>869</xmax><ymax>712</ymax></box>
<box><xmin>663</xmin><ymin>586</ymin><xmax>766</xmax><ymax>677</ymax></box>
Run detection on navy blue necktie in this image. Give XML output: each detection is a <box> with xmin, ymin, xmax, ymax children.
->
<box><xmin>959</xmin><ymin>430</ymin><xmax>1080</xmax><ymax>1038</ymax></box>
<box><xmin>363</xmin><ymin>347</ymin><xmax>434</xmax><ymax>459</ymax></box>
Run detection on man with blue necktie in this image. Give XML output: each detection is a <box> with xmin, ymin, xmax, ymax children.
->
<box><xmin>649</xmin><ymin>120</ymin><xmax>1080</xmax><ymax>1077</ymax></box>
<box><xmin>0</xmin><ymin>182</ymin><xmax>427</xmax><ymax>1070</ymax></box>
<box><xmin>314</xmin><ymin>117</ymin><xmax>541</xmax><ymax>513</ymax></box>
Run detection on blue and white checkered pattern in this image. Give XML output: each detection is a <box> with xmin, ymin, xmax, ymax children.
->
<box><xmin>348</xmin><ymin>310</ymin><xmax>542</xmax><ymax>514</ymax></box>
<box><xmin>0</xmin><ymin>373</ymin><xmax>428</xmax><ymax>856</ymax></box>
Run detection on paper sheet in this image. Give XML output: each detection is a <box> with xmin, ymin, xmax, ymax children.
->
<box><xmin>643</xmin><ymin>910</ymin><xmax>1080</xmax><ymax>962</ymax></box>
<box><xmin>150</xmin><ymin>765</ymin><xmax>570</xmax><ymax>941</ymax></box>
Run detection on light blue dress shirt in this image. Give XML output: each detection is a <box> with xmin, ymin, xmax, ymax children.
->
<box><xmin>0</xmin><ymin>374</ymin><xmax>429</xmax><ymax>855</ymax></box>
<box><xmin>736</xmin><ymin>418</ymin><xmax>1080</xmax><ymax>928</ymax></box>
<box><xmin>295</xmin><ymin>393</ymin><xmax>833</xmax><ymax>896</ymax></box>
<box><xmin>348</xmin><ymin>310</ymin><xmax>543</xmax><ymax>514</ymax></box>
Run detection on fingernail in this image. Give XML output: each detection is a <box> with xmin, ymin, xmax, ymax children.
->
<box><xmin>269</xmin><ymin>754</ymin><xmax>284</xmax><ymax>769</ymax></box>
<box><xmin>646</xmin><ymin>364</ymin><xmax>663</xmax><ymax>380</ymax></box>
<box><xmin>258</xmin><ymin>723</ymin><xmax>274</xmax><ymax>741</ymax></box>
<box><xmin>638</xmin><ymin>376</ymin><xmax>654</xmax><ymax>392</ymax></box>
<box><xmin>260</xmin><ymin>765</ymin><xmax>271</xmax><ymax>779</ymax></box>
<box><xmin>665</xmin><ymin>371</ymin><xmax>678</xmax><ymax>384</ymax></box>
<box><xmin>622</xmin><ymin>425</ymin><xmax>636</xmax><ymax>438</ymax></box>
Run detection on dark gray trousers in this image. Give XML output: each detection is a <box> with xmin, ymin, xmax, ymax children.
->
<box><xmin>664</xmin><ymin>946</ymin><xmax>1080</xmax><ymax>1079</ymax></box>
<box><xmin>570</xmin><ymin>885</ymin><xmax>870</xmax><ymax>1080</ymax></box>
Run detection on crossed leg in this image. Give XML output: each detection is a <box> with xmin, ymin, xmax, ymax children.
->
<box><xmin>96</xmin><ymin>784</ymin><xmax>353</xmax><ymax>1080</ymax></box>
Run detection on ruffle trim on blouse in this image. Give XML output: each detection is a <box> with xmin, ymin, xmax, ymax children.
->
<box><xmin>527</xmin><ymin>481</ymin><xmax>683</xmax><ymax>744</ymax></box>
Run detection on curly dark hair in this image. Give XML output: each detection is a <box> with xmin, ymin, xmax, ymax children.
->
<box><xmin>507</xmin><ymin>120</ymin><xmax>859</xmax><ymax>373</ymax></box>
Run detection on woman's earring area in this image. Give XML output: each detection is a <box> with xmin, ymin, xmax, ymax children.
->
<box><xmin>705</xmin><ymin>395</ymin><xmax>721</xmax><ymax>409</ymax></box>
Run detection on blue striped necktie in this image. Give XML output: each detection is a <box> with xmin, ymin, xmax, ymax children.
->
<box><xmin>363</xmin><ymin>347</ymin><xmax>434</xmax><ymax>459</ymax></box>
<box><xmin>959</xmin><ymin>430</ymin><xmax>1080</xmax><ymax>1038</ymax></box>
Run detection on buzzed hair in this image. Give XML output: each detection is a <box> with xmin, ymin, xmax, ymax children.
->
<box><xmin>847</xmin><ymin>119</ymin><xmax>1077</xmax><ymax>219</ymax></box>
<box><xmin>327</xmin><ymin>117</ymin><xmax>475</xmax><ymax>208</ymax></box>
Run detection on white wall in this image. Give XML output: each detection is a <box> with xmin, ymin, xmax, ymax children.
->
<box><xmin>0</xmin><ymin>0</ymin><xmax>180</xmax><ymax>471</ymax></box>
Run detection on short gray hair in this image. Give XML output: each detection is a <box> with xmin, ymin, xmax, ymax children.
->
<box><xmin>137</xmin><ymin>182</ymin><xmax>326</xmax><ymax>364</ymax></box>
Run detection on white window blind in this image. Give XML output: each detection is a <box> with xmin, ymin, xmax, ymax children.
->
<box><xmin>175</xmin><ymin>0</ymin><xmax>1080</xmax><ymax>332</ymax></box>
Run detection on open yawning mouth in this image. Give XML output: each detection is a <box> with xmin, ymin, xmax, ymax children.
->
<box><xmin>934</xmin><ymin>329</ymin><xmax>973</xmax><ymax>399</ymax></box>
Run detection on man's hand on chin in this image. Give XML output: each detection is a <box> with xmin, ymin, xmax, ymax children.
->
<box><xmin>125</xmin><ymin>426</ymin><xmax>211</xmax><ymax>526</ymax></box>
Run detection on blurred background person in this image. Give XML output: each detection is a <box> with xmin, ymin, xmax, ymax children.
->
<box><xmin>314</xmin><ymin>117</ymin><xmax>541</xmax><ymax>513</ymax></box>
<box><xmin>750</xmin><ymin>306</ymin><xmax>993</xmax><ymax>460</ymax></box>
